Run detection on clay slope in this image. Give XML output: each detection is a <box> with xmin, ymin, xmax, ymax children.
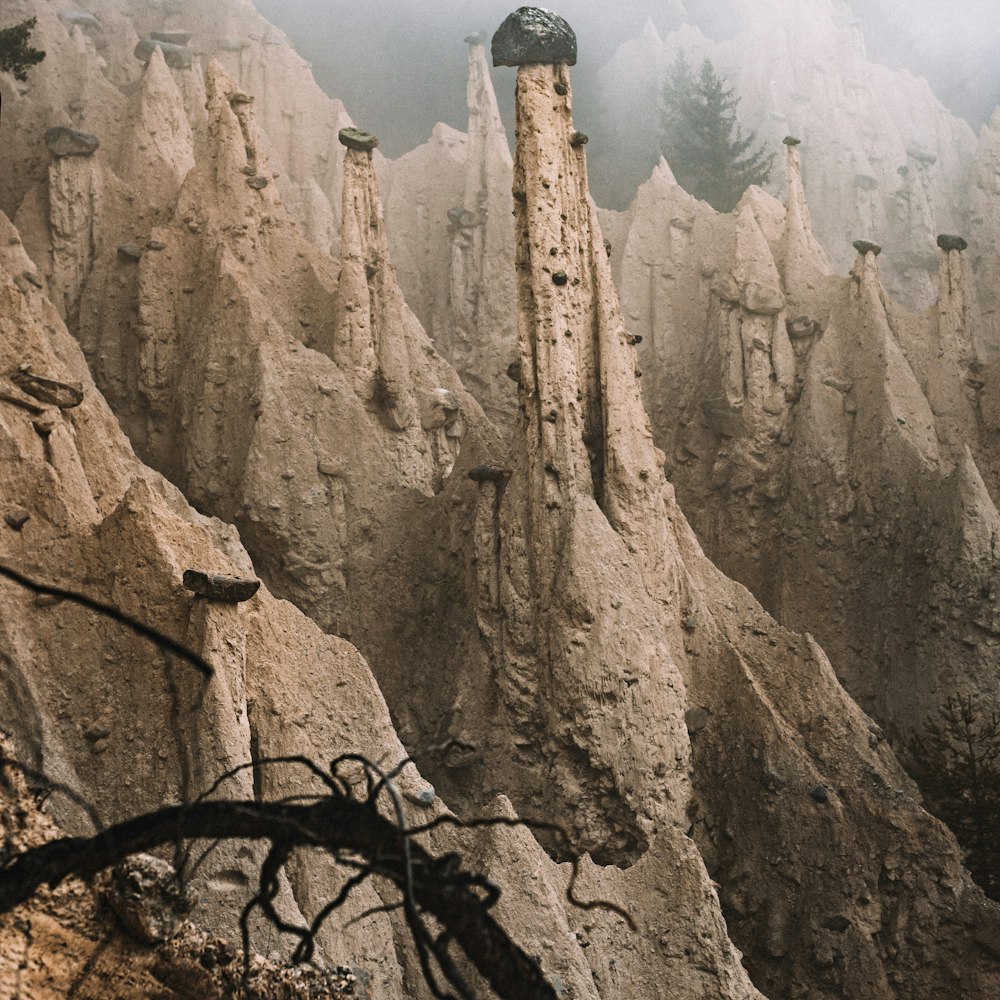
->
<box><xmin>1</xmin><ymin>0</ymin><xmax>369</xmax><ymax>261</ymax></box>
<box><xmin>61</xmin><ymin>54</ymin><xmax>487</xmax><ymax>637</ymax></box>
<box><xmin>0</xmin><ymin>206</ymin><xmax>670</xmax><ymax>1000</ymax></box>
<box><xmin>358</xmin><ymin>45</ymin><xmax>1000</xmax><ymax>1000</ymax></box>
<box><xmin>601</xmin><ymin>137</ymin><xmax>1000</xmax><ymax>749</ymax></box>
<box><xmin>595</xmin><ymin>0</ymin><xmax>976</xmax><ymax>309</ymax></box>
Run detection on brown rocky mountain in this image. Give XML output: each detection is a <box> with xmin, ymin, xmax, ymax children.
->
<box><xmin>2</xmin><ymin>3</ymin><xmax>1000</xmax><ymax>999</ymax></box>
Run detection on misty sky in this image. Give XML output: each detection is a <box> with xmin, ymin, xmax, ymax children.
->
<box><xmin>254</xmin><ymin>0</ymin><xmax>1000</xmax><ymax>158</ymax></box>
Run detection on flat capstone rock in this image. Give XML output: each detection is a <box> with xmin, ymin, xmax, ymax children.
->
<box><xmin>117</xmin><ymin>243</ymin><xmax>143</xmax><ymax>262</ymax></box>
<box><xmin>151</xmin><ymin>30</ymin><xmax>194</xmax><ymax>46</ymax></box>
<box><xmin>852</xmin><ymin>239</ymin><xmax>882</xmax><ymax>257</ymax></box>
<box><xmin>468</xmin><ymin>464</ymin><xmax>512</xmax><ymax>484</ymax></box>
<box><xmin>58</xmin><ymin>10</ymin><xmax>102</xmax><ymax>31</ymax></box>
<box><xmin>44</xmin><ymin>127</ymin><xmax>100</xmax><ymax>158</ymax></box>
<box><xmin>11</xmin><ymin>367</ymin><xmax>84</xmax><ymax>409</ymax></box>
<box><xmin>782</xmin><ymin>135</ymin><xmax>801</xmax><ymax>146</ymax></box>
<box><xmin>182</xmin><ymin>569</ymin><xmax>260</xmax><ymax>603</ymax></box>
<box><xmin>492</xmin><ymin>7</ymin><xmax>577</xmax><ymax>67</ymax></box>
<box><xmin>134</xmin><ymin>38</ymin><xmax>193</xmax><ymax>70</ymax></box>
<box><xmin>464</xmin><ymin>31</ymin><xmax>485</xmax><ymax>45</ymax></box>
<box><xmin>338</xmin><ymin>127</ymin><xmax>379</xmax><ymax>152</ymax></box>
<box><xmin>246</xmin><ymin>176</ymin><xmax>269</xmax><ymax>190</ymax></box>
<box><xmin>937</xmin><ymin>234</ymin><xmax>968</xmax><ymax>252</ymax></box>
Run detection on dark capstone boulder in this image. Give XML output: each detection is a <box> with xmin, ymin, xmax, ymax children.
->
<box><xmin>852</xmin><ymin>239</ymin><xmax>882</xmax><ymax>257</ymax></box>
<box><xmin>787</xmin><ymin>315</ymin><xmax>820</xmax><ymax>340</ymax></box>
<box><xmin>468</xmin><ymin>464</ymin><xmax>512</xmax><ymax>484</ymax></box>
<box><xmin>103</xmin><ymin>855</ymin><xmax>194</xmax><ymax>944</ymax></box>
<box><xmin>570</xmin><ymin>131</ymin><xmax>588</xmax><ymax>147</ymax></box>
<box><xmin>44</xmin><ymin>127</ymin><xmax>100</xmax><ymax>158</ymax></box>
<box><xmin>338</xmin><ymin>127</ymin><xmax>379</xmax><ymax>152</ymax></box>
<box><xmin>782</xmin><ymin>135</ymin><xmax>801</xmax><ymax>146</ymax></box>
<box><xmin>151</xmin><ymin>30</ymin><xmax>193</xmax><ymax>46</ymax></box>
<box><xmin>491</xmin><ymin>7</ymin><xmax>577</xmax><ymax>67</ymax></box>
<box><xmin>58</xmin><ymin>10</ymin><xmax>102</xmax><ymax>31</ymax></box>
<box><xmin>134</xmin><ymin>38</ymin><xmax>194</xmax><ymax>70</ymax></box>
<box><xmin>11</xmin><ymin>367</ymin><xmax>84</xmax><ymax>409</ymax></box>
<box><xmin>117</xmin><ymin>243</ymin><xmax>142</xmax><ymax>262</ymax></box>
<box><xmin>182</xmin><ymin>569</ymin><xmax>260</xmax><ymax>603</ymax></box>
<box><xmin>937</xmin><ymin>234</ymin><xmax>968</xmax><ymax>252</ymax></box>
<box><xmin>684</xmin><ymin>707</ymin><xmax>709</xmax><ymax>735</ymax></box>
<box><xmin>810</xmin><ymin>785</ymin><xmax>830</xmax><ymax>804</ymax></box>
<box><xmin>246</xmin><ymin>176</ymin><xmax>269</xmax><ymax>190</ymax></box>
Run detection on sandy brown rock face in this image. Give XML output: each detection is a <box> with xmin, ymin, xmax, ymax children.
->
<box><xmin>58</xmin><ymin>57</ymin><xmax>485</xmax><ymax>639</ymax></box>
<box><xmin>605</xmin><ymin>137</ymin><xmax>1000</xmax><ymax>750</ymax></box>
<box><xmin>969</xmin><ymin>107</ymin><xmax>1000</xmax><ymax>361</ymax></box>
<box><xmin>353</xmin><ymin>44</ymin><xmax>1000</xmax><ymax>999</ymax></box>
<box><xmin>1</xmin><ymin>206</ymin><xmax>641</xmax><ymax>1000</ymax></box>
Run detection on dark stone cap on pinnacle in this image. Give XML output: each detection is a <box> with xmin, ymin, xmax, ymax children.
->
<box><xmin>852</xmin><ymin>239</ymin><xmax>882</xmax><ymax>257</ymax></box>
<box><xmin>937</xmin><ymin>234</ymin><xmax>968</xmax><ymax>252</ymax></box>
<box><xmin>782</xmin><ymin>135</ymin><xmax>801</xmax><ymax>146</ymax></box>
<box><xmin>492</xmin><ymin>7</ymin><xmax>577</xmax><ymax>67</ymax></box>
<box><xmin>338</xmin><ymin>127</ymin><xmax>379</xmax><ymax>152</ymax></box>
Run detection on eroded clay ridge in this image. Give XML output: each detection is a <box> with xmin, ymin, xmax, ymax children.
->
<box><xmin>603</xmin><ymin>133</ymin><xmax>1000</xmax><ymax>749</ymax></box>
<box><xmin>351</xmin><ymin>11</ymin><xmax>1000</xmax><ymax>998</ymax></box>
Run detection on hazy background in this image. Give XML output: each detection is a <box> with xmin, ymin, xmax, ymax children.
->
<box><xmin>255</xmin><ymin>0</ymin><xmax>1000</xmax><ymax>181</ymax></box>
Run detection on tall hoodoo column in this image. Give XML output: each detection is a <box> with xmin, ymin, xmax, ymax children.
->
<box><xmin>781</xmin><ymin>136</ymin><xmax>832</xmax><ymax>303</ymax></box>
<box><xmin>332</xmin><ymin>127</ymin><xmax>417</xmax><ymax>432</ymax></box>
<box><xmin>487</xmin><ymin>7</ymin><xmax>692</xmax><ymax>860</ymax></box>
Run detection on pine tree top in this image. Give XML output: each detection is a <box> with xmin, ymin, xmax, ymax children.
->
<box><xmin>660</xmin><ymin>54</ymin><xmax>773</xmax><ymax>213</ymax></box>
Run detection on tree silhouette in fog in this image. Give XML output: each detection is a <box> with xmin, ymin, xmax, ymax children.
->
<box><xmin>659</xmin><ymin>53</ymin><xmax>773</xmax><ymax>212</ymax></box>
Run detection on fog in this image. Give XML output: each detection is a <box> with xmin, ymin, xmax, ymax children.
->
<box><xmin>254</xmin><ymin>0</ymin><xmax>1000</xmax><ymax>174</ymax></box>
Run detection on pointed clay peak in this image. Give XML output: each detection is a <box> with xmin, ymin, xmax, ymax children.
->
<box><xmin>937</xmin><ymin>234</ymin><xmax>974</xmax><ymax>353</ymax></box>
<box><xmin>510</xmin><ymin>61</ymin><xmax>674</xmax><ymax>591</ymax></box>
<box><xmin>199</xmin><ymin>59</ymin><xmax>278</xmax><ymax>216</ymax></box>
<box><xmin>640</xmin><ymin>16</ymin><xmax>664</xmax><ymax>43</ymax></box>
<box><xmin>652</xmin><ymin>155</ymin><xmax>678</xmax><ymax>186</ymax></box>
<box><xmin>120</xmin><ymin>44</ymin><xmax>195</xmax><ymax>198</ymax></box>
<box><xmin>467</xmin><ymin>42</ymin><xmax>509</xmax><ymax>160</ymax></box>
<box><xmin>331</xmin><ymin>138</ymin><xmax>417</xmax><ymax>431</ymax></box>
<box><xmin>734</xmin><ymin>204</ymin><xmax>785</xmax><ymax>315</ymax></box>
<box><xmin>952</xmin><ymin>446</ymin><xmax>1000</xmax><ymax>544</ymax></box>
<box><xmin>782</xmin><ymin>138</ymin><xmax>832</xmax><ymax>298</ymax></box>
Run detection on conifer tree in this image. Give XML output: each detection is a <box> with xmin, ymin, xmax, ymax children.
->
<box><xmin>908</xmin><ymin>694</ymin><xmax>1000</xmax><ymax>899</ymax></box>
<box><xmin>660</xmin><ymin>54</ymin><xmax>773</xmax><ymax>212</ymax></box>
<box><xmin>0</xmin><ymin>18</ymin><xmax>45</xmax><ymax>81</ymax></box>
<box><xmin>0</xmin><ymin>18</ymin><xmax>45</xmax><ymax>132</ymax></box>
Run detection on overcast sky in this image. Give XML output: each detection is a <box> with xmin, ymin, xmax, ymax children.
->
<box><xmin>254</xmin><ymin>0</ymin><xmax>1000</xmax><ymax>157</ymax></box>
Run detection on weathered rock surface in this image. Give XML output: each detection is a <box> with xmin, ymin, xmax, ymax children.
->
<box><xmin>0</xmin><ymin>205</ymin><xmax>639</xmax><ymax>999</ymax></box>
<box><xmin>0</xmin><ymin>744</ymin><xmax>355</xmax><ymax>999</ymax></box>
<box><xmin>603</xmin><ymin>129</ymin><xmax>1000</xmax><ymax>756</ymax></box>
<box><xmin>4</xmin><ymin>2</ymin><xmax>1000</xmax><ymax>998</ymax></box>
<box><xmin>360</xmin><ymin>47</ymin><xmax>1000</xmax><ymax>1000</ymax></box>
